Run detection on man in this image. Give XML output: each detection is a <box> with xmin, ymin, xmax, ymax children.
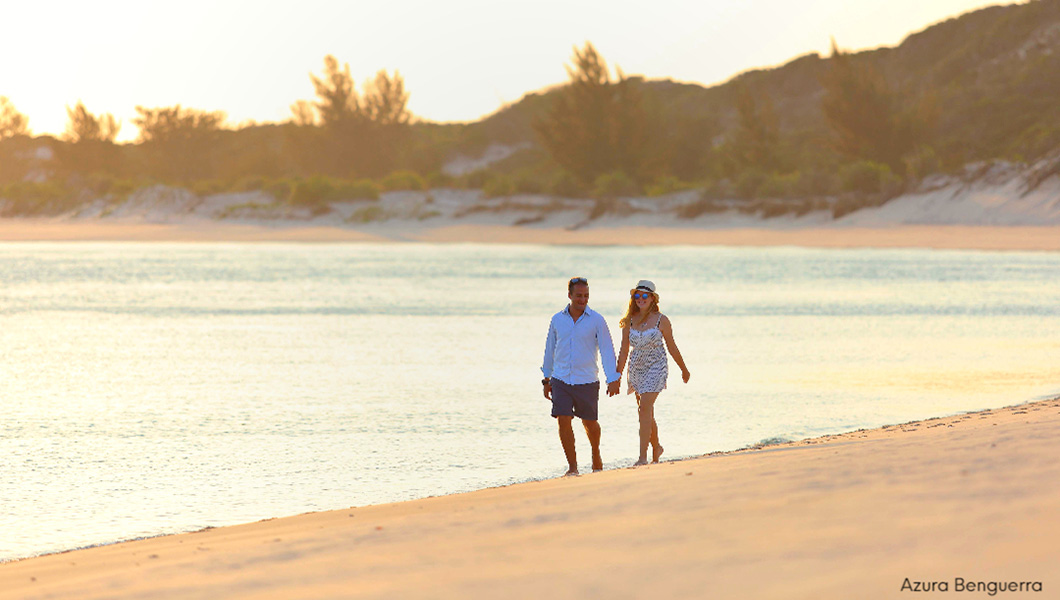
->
<box><xmin>541</xmin><ymin>277</ymin><xmax>621</xmax><ymax>475</ymax></box>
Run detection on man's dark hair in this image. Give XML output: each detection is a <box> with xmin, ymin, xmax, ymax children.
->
<box><xmin>568</xmin><ymin>277</ymin><xmax>588</xmax><ymax>294</ymax></box>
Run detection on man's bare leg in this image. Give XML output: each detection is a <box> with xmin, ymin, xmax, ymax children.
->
<box><xmin>557</xmin><ymin>416</ymin><xmax>578</xmax><ymax>475</ymax></box>
<box><xmin>583</xmin><ymin>419</ymin><xmax>603</xmax><ymax>472</ymax></box>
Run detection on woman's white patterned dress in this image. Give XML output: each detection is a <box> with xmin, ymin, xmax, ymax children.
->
<box><xmin>627</xmin><ymin>314</ymin><xmax>668</xmax><ymax>395</ymax></box>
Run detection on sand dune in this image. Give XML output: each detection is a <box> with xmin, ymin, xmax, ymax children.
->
<box><xmin>3</xmin><ymin>398</ymin><xmax>1057</xmax><ymax>599</ymax></box>
<box><xmin>3</xmin><ymin>163</ymin><xmax>1060</xmax><ymax>249</ymax></box>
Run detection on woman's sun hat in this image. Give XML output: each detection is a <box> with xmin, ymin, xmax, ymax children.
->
<box><xmin>631</xmin><ymin>280</ymin><xmax>657</xmax><ymax>295</ymax></box>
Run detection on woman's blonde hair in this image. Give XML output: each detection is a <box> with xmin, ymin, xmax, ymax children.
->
<box><xmin>619</xmin><ymin>291</ymin><xmax>660</xmax><ymax>329</ymax></box>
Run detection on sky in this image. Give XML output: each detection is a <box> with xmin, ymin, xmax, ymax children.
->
<box><xmin>1</xmin><ymin>0</ymin><xmax>1008</xmax><ymax>142</ymax></box>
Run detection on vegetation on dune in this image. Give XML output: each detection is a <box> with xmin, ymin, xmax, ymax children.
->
<box><xmin>2</xmin><ymin>1</ymin><xmax>1060</xmax><ymax>219</ymax></box>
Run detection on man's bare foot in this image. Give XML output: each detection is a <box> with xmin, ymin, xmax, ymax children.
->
<box><xmin>633</xmin><ymin>458</ymin><xmax>648</xmax><ymax>466</ymax></box>
<box><xmin>652</xmin><ymin>445</ymin><xmax>664</xmax><ymax>463</ymax></box>
<box><xmin>592</xmin><ymin>453</ymin><xmax>603</xmax><ymax>472</ymax></box>
<box><xmin>564</xmin><ymin>468</ymin><xmax>580</xmax><ymax>476</ymax></box>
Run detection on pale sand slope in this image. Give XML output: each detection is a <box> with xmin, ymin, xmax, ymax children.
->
<box><xmin>3</xmin><ymin>162</ymin><xmax>1060</xmax><ymax>248</ymax></box>
<box><xmin>3</xmin><ymin>398</ymin><xmax>1058</xmax><ymax>600</ymax></box>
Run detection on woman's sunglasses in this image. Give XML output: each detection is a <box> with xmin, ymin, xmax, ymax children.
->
<box><xmin>632</xmin><ymin>292</ymin><xmax>652</xmax><ymax>299</ymax></box>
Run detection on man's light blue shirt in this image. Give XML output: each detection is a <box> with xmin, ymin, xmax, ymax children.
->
<box><xmin>541</xmin><ymin>305</ymin><xmax>621</xmax><ymax>385</ymax></box>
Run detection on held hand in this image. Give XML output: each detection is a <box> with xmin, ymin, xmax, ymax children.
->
<box><xmin>607</xmin><ymin>380</ymin><xmax>621</xmax><ymax>397</ymax></box>
<box><xmin>543</xmin><ymin>383</ymin><xmax>552</xmax><ymax>400</ymax></box>
<box><xmin>682</xmin><ymin>369</ymin><xmax>691</xmax><ymax>384</ymax></box>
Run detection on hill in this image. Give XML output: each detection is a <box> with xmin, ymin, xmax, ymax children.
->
<box><xmin>460</xmin><ymin>0</ymin><xmax>1060</xmax><ymax>174</ymax></box>
<box><xmin>3</xmin><ymin>0</ymin><xmax>1060</xmax><ymax>219</ymax></box>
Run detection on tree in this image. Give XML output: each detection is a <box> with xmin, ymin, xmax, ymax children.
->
<box><xmin>820</xmin><ymin>40</ymin><xmax>927</xmax><ymax>171</ymax></box>
<box><xmin>362</xmin><ymin>70</ymin><xmax>411</xmax><ymax>126</ymax></box>
<box><xmin>0</xmin><ymin>96</ymin><xmax>29</xmax><ymax>138</ymax></box>
<box><xmin>289</xmin><ymin>57</ymin><xmax>416</xmax><ymax>178</ymax></box>
<box><xmin>64</xmin><ymin>101</ymin><xmax>120</xmax><ymax>143</ymax></box>
<box><xmin>730</xmin><ymin>82</ymin><xmax>779</xmax><ymax>172</ymax></box>
<box><xmin>133</xmin><ymin>105</ymin><xmax>226</xmax><ymax>143</ymax></box>
<box><xmin>132</xmin><ymin>105</ymin><xmax>227</xmax><ymax>180</ymax></box>
<box><xmin>55</xmin><ymin>101</ymin><xmax>123</xmax><ymax>175</ymax></box>
<box><xmin>534</xmin><ymin>42</ymin><xmax>650</xmax><ymax>184</ymax></box>
<box><xmin>289</xmin><ymin>100</ymin><xmax>317</xmax><ymax>127</ymax></box>
<box><xmin>311</xmin><ymin>55</ymin><xmax>361</xmax><ymax>127</ymax></box>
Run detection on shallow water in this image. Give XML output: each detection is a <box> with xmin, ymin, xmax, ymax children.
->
<box><xmin>2</xmin><ymin>242</ymin><xmax>1058</xmax><ymax>560</ymax></box>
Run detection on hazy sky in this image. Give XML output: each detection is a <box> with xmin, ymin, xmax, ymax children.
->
<box><xmin>2</xmin><ymin>0</ymin><xmax>1005</xmax><ymax>142</ymax></box>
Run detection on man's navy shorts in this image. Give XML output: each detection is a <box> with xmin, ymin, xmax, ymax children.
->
<box><xmin>550</xmin><ymin>379</ymin><xmax>600</xmax><ymax>421</ymax></box>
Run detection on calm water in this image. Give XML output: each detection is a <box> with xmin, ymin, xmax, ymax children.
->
<box><xmin>2</xmin><ymin>242</ymin><xmax>1059</xmax><ymax>561</ymax></box>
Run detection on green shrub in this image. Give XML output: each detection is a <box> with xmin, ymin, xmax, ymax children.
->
<box><xmin>646</xmin><ymin>176</ymin><xmax>693</xmax><ymax>197</ymax></box>
<box><xmin>548</xmin><ymin>171</ymin><xmax>586</xmax><ymax>198</ymax></box>
<box><xmin>425</xmin><ymin>170</ymin><xmax>455</xmax><ymax>188</ymax></box>
<box><xmin>109</xmin><ymin>178</ymin><xmax>138</xmax><ymax>198</ymax></box>
<box><xmin>234</xmin><ymin>176</ymin><xmax>267</xmax><ymax>192</ymax></box>
<box><xmin>794</xmin><ymin>169</ymin><xmax>839</xmax><ymax>197</ymax></box>
<box><xmin>839</xmin><ymin>160</ymin><xmax>897</xmax><ymax>194</ymax></box>
<box><xmin>592</xmin><ymin>170</ymin><xmax>639</xmax><ymax>199</ymax></box>
<box><xmin>513</xmin><ymin>174</ymin><xmax>544</xmax><ymax>195</ymax></box>
<box><xmin>347</xmin><ymin>205</ymin><xmax>387</xmax><ymax>223</ymax></box>
<box><xmin>0</xmin><ymin>181</ymin><xmax>76</xmax><ymax>216</ymax></box>
<box><xmin>903</xmin><ymin>146</ymin><xmax>941</xmax><ymax>181</ymax></box>
<box><xmin>85</xmin><ymin>174</ymin><xmax>140</xmax><ymax>198</ymax></box>
<box><xmin>758</xmin><ymin>172</ymin><xmax>801</xmax><ymax>198</ymax></box>
<box><xmin>381</xmin><ymin>169</ymin><xmax>425</xmax><ymax>191</ymax></box>
<box><xmin>701</xmin><ymin>178</ymin><xmax>736</xmax><ymax>199</ymax></box>
<box><xmin>192</xmin><ymin>179</ymin><xmax>229</xmax><ymax>197</ymax></box>
<box><xmin>86</xmin><ymin>173</ymin><xmax>116</xmax><ymax>195</ymax></box>
<box><xmin>263</xmin><ymin>178</ymin><xmax>294</xmax><ymax>202</ymax></box>
<box><xmin>290</xmin><ymin>175</ymin><xmax>336</xmax><ymax>209</ymax></box>
<box><xmin>334</xmin><ymin>179</ymin><xmax>380</xmax><ymax>201</ymax></box>
<box><xmin>759</xmin><ymin>199</ymin><xmax>797</xmax><ymax>218</ymax></box>
<box><xmin>735</xmin><ymin>170</ymin><xmax>767</xmax><ymax>198</ymax></box>
<box><xmin>676</xmin><ymin>198</ymin><xmax>728</xmax><ymax>219</ymax></box>
<box><xmin>461</xmin><ymin>169</ymin><xmax>492</xmax><ymax>190</ymax></box>
<box><xmin>483</xmin><ymin>175</ymin><xmax>515</xmax><ymax>198</ymax></box>
<box><xmin>587</xmin><ymin>197</ymin><xmax>638</xmax><ymax>220</ymax></box>
<box><xmin>216</xmin><ymin>201</ymin><xmax>277</xmax><ymax>219</ymax></box>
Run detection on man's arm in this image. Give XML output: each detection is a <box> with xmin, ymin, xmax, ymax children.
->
<box><xmin>542</xmin><ymin>319</ymin><xmax>557</xmax><ymax>399</ymax></box>
<box><xmin>595</xmin><ymin>314</ymin><xmax>621</xmax><ymax>396</ymax></box>
<box><xmin>542</xmin><ymin>318</ymin><xmax>557</xmax><ymax>379</ymax></box>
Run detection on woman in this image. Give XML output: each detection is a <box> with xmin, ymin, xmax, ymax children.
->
<box><xmin>617</xmin><ymin>280</ymin><xmax>690</xmax><ymax>466</ymax></box>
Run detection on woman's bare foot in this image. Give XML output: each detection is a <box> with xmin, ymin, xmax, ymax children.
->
<box><xmin>564</xmin><ymin>468</ymin><xmax>580</xmax><ymax>476</ymax></box>
<box><xmin>633</xmin><ymin>458</ymin><xmax>648</xmax><ymax>466</ymax></box>
<box><xmin>652</xmin><ymin>445</ymin><xmax>664</xmax><ymax>463</ymax></box>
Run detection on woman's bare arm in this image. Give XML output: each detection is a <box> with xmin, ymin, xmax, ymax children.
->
<box><xmin>616</xmin><ymin>325</ymin><xmax>630</xmax><ymax>378</ymax></box>
<box><xmin>659</xmin><ymin>315</ymin><xmax>690</xmax><ymax>382</ymax></box>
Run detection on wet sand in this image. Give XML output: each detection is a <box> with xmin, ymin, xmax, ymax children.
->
<box><xmin>3</xmin><ymin>398</ymin><xmax>1058</xmax><ymax>599</ymax></box>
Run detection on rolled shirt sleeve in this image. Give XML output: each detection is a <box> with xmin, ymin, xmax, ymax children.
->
<box><xmin>541</xmin><ymin>320</ymin><xmax>557</xmax><ymax>379</ymax></box>
<box><xmin>594</xmin><ymin>312</ymin><xmax>621</xmax><ymax>384</ymax></box>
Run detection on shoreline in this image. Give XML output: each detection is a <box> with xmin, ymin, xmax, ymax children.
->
<box><xmin>3</xmin><ymin>220</ymin><xmax>1060</xmax><ymax>251</ymax></box>
<box><xmin>3</xmin><ymin>397</ymin><xmax>1058</xmax><ymax>599</ymax></box>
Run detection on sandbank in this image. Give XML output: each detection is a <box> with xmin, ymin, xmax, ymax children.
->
<box><xmin>3</xmin><ymin>397</ymin><xmax>1058</xmax><ymax>599</ymax></box>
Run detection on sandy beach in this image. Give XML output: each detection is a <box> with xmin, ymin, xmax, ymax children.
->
<box><xmin>3</xmin><ymin>397</ymin><xmax>1057</xmax><ymax>599</ymax></box>
<box><xmin>4</xmin><ymin>219</ymin><xmax>1060</xmax><ymax>251</ymax></box>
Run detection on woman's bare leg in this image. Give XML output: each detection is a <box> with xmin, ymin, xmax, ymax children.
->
<box><xmin>651</xmin><ymin>417</ymin><xmax>663</xmax><ymax>463</ymax></box>
<box><xmin>636</xmin><ymin>392</ymin><xmax>659</xmax><ymax>464</ymax></box>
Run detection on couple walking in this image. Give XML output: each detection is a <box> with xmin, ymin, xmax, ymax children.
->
<box><xmin>541</xmin><ymin>277</ymin><xmax>690</xmax><ymax>475</ymax></box>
